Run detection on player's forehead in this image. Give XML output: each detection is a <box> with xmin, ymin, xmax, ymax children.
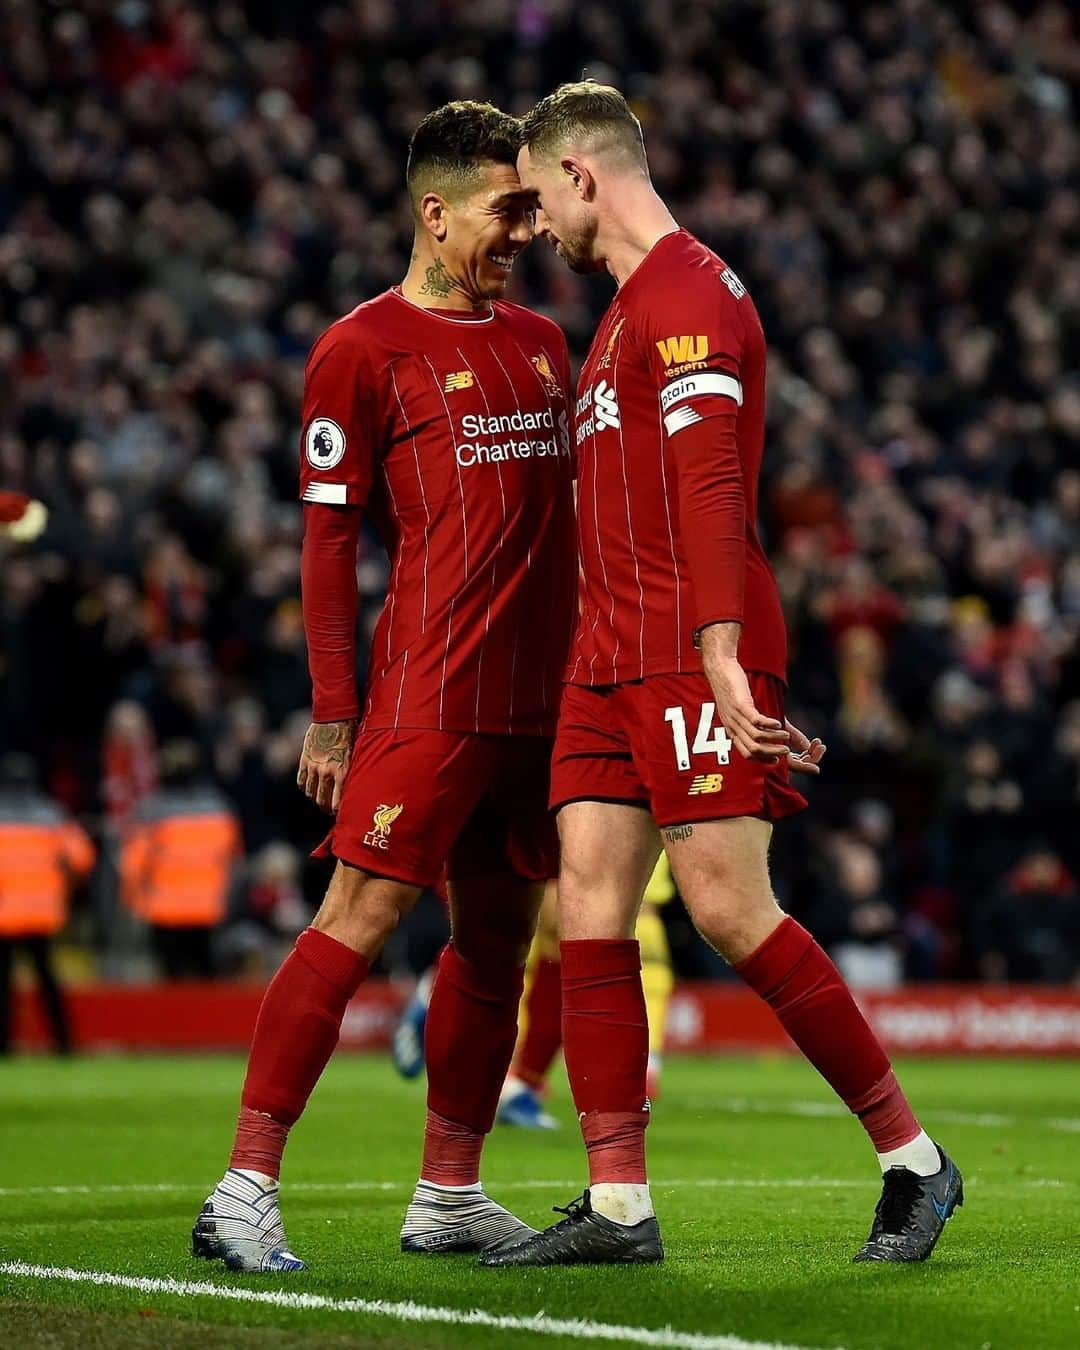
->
<box><xmin>516</xmin><ymin>144</ymin><xmax>545</xmax><ymax>191</ymax></box>
<box><xmin>465</xmin><ymin>160</ymin><xmax>534</xmax><ymax>211</ymax></box>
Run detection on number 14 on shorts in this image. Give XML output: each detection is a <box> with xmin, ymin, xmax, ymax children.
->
<box><xmin>664</xmin><ymin>702</ymin><xmax>733</xmax><ymax>770</ymax></box>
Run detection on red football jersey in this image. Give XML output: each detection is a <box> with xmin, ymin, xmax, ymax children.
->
<box><xmin>568</xmin><ymin>228</ymin><xmax>787</xmax><ymax>685</ymax></box>
<box><xmin>299</xmin><ymin>288</ymin><xmax>576</xmax><ymax>735</ymax></box>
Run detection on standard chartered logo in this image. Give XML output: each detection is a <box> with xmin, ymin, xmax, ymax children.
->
<box><xmin>455</xmin><ymin>407</ymin><xmax>571</xmax><ymax>467</ymax></box>
<box><xmin>575</xmin><ymin>380</ymin><xmax>621</xmax><ymax>445</ymax></box>
<box><xmin>594</xmin><ymin>380</ymin><xmax>621</xmax><ymax>430</ymax></box>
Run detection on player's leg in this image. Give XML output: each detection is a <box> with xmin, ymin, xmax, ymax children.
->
<box><xmin>499</xmin><ymin>879</ymin><xmax>562</xmax><ymax>1128</ymax></box>
<box><xmin>483</xmin><ymin>798</ymin><xmax>665</xmax><ymax>1267</ymax></box>
<box><xmin>636</xmin><ymin>902</ymin><xmax>673</xmax><ymax>1099</ymax></box>
<box><xmin>0</xmin><ymin>937</ymin><xmax>15</xmax><ymax>1055</ymax></box>
<box><xmin>195</xmin><ymin>727</ymin><xmax>477</xmax><ymax>1273</ymax></box>
<box><xmin>401</xmin><ymin>870</ymin><xmax>544</xmax><ymax>1253</ymax></box>
<box><xmin>668</xmin><ymin>811</ymin><xmax>961</xmax><ymax>1262</ymax></box>
<box><xmin>391</xmin><ymin>961</ymin><xmax>435</xmax><ymax>1079</ymax></box>
<box><xmin>26</xmin><ymin>935</ymin><xmax>72</xmax><ymax>1054</ymax></box>
<box><xmin>194</xmin><ymin>861</ymin><xmax>420</xmax><ymax>1272</ymax></box>
<box><xmin>482</xmin><ymin>689</ymin><xmax>669</xmax><ymax>1267</ymax></box>
<box><xmin>639</xmin><ymin>851</ymin><xmax>676</xmax><ymax>1096</ymax></box>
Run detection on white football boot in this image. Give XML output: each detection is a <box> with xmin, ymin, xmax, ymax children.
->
<box><xmin>192</xmin><ymin>1168</ymin><xmax>306</xmax><ymax>1272</ymax></box>
<box><xmin>400</xmin><ymin>1180</ymin><xmax>536</xmax><ymax>1254</ymax></box>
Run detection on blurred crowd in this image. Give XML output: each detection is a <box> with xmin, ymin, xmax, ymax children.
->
<box><xmin>1</xmin><ymin>0</ymin><xmax>1077</xmax><ymax>985</ymax></box>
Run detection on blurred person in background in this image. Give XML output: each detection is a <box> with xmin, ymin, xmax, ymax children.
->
<box><xmin>974</xmin><ymin>847</ymin><xmax>1080</xmax><ymax>984</ymax></box>
<box><xmin>119</xmin><ymin>739</ymin><xmax>243</xmax><ymax>978</ymax></box>
<box><xmin>0</xmin><ymin>753</ymin><xmax>95</xmax><ymax>1055</ymax></box>
<box><xmin>805</xmin><ymin>837</ymin><xmax>904</xmax><ymax>991</ymax></box>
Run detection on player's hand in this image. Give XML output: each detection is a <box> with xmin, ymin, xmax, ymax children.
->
<box><xmin>702</xmin><ymin>652</ymin><xmax>789</xmax><ymax>764</ymax></box>
<box><xmin>297</xmin><ymin>719</ymin><xmax>358</xmax><ymax>814</ymax></box>
<box><xmin>785</xmin><ymin>719</ymin><xmax>826</xmax><ymax>775</ymax></box>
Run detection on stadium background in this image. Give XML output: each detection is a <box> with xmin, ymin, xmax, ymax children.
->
<box><xmin>1</xmin><ymin>0</ymin><xmax>1078</xmax><ymax>1052</ymax></box>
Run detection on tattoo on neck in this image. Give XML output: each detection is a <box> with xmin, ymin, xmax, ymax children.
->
<box><xmin>419</xmin><ymin>258</ymin><xmax>454</xmax><ymax>298</ymax></box>
<box><xmin>663</xmin><ymin>824</ymin><xmax>694</xmax><ymax>844</ymax></box>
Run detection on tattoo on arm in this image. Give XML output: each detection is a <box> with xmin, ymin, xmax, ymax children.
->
<box><xmin>663</xmin><ymin>824</ymin><xmax>694</xmax><ymax>844</ymax></box>
<box><xmin>305</xmin><ymin>720</ymin><xmax>357</xmax><ymax>767</ymax></box>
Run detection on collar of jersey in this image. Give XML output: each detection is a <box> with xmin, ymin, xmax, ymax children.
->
<box><xmin>391</xmin><ymin>287</ymin><xmax>496</xmax><ymax>324</ymax></box>
<box><xmin>615</xmin><ymin>226</ymin><xmax>685</xmax><ymax>294</ymax></box>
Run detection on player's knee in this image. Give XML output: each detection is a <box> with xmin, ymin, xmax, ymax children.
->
<box><xmin>312</xmin><ymin>864</ymin><xmax>415</xmax><ymax>950</ymax></box>
<box><xmin>453</xmin><ymin>905</ymin><xmax>535</xmax><ymax>968</ymax></box>
<box><xmin>455</xmin><ymin>926</ymin><xmax>532</xmax><ymax>969</ymax></box>
<box><xmin>558</xmin><ymin>877</ymin><xmax>636</xmax><ymax>940</ymax></box>
<box><xmin>688</xmin><ymin>886</ymin><xmax>782</xmax><ymax>964</ymax></box>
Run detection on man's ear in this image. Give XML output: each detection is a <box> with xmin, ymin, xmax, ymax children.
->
<box><xmin>560</xmin><ymin>156</ymin><xmax>595</xmax><ymax>202</ymax></box>
<box><xmin>419</xmin><ymin>191</ymin><xmax>450</xmax><ymax>242</ymax></box>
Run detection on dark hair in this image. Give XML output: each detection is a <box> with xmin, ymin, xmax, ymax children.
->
<box><xmin>406</xmin><ymin>101</ymin><xmax>522</xmax><ymax>214</ymax></box>
<box><xmin>520</xmin><ymin>81</ymin><xmax>647</xmax><ymax>169</ymax></box>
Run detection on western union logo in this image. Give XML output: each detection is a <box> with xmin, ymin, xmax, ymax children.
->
<box><xmin>656</xmin><ymin>335</ymin><xmax>708</xmax><ymax>367</ymax></box>
<box><xmin>688</xmin><ymin>773</ymin><xmax>724</xmax><ymax>796</ymax></box>
<box><xmin>444</xmin><ymin>370</ymin><xmax>475</xmax><ymax>392</ymax></box>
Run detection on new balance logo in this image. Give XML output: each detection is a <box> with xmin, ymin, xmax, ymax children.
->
<box><xmin>656</xmin><ymin>335</ymin><xmax>708</xmax><ymax>367</ymax></box>
<box><xmin>594</xmin><ymin>380</ymin><xmax>621</xmax><ymax>430</ymax></box>
<box><xmin>688</xmin><ymin>773</ymin><xmax>724</xmax><ymax>795</ymax></box>
<box><xmin>444</xmin><ymin>370</ymin><xmax>474</xmax><ymax>392</ymax></box>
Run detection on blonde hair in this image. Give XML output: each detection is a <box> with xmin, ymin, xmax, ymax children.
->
<box><xmin>521</xmin><ymin>82</ymin><xmax>647</xmax><ymax>170</ymax></box>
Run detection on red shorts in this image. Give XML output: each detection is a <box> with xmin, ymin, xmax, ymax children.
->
<box><xmin>549</xmin><ymin>672</ymin><xmax>807</xmax><ymax>828</ymax></box>
<box><xmin>315</xmin><ymin>729</ymin><xmax>557</xmax><ymax>888</ymax></box>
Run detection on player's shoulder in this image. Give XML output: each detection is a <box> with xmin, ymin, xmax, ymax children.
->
<box><xmin>307</xmin><ymin>291</ymin><xmax>399</xmax><ymax>368</ymax></box>
<box><xmin>668</xmin><ymin>230</ymin><xmax>747</xmax><ymax>290</ymax></box>
<box><xmin>492</xmin><ymin>299</ymin><xmax>568</xmax><ymax>352</ymax></box>
<box><xmin>631</xmin><ymin>230</ymin><xmax>753</xmax><ymax>344</ymax></box>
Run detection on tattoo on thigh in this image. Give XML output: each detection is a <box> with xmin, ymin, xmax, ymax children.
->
<box><xmin>664</xmin><ymin>824</ymin><xmax>694</xmax><ymax>843</ymax></box>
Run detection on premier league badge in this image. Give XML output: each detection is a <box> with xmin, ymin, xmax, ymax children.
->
<box><xmin>305</xmin><ymin>417</ymin><xmax>347</xmax><ymax>470</ymax></box>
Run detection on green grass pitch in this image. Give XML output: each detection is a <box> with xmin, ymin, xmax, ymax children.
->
<box><xmin>1</xmin><ymin>1052</ymin><xmax>1078</xmax><ymax>1349</ymax></box>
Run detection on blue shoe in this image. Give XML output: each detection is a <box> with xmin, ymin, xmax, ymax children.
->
<box><xmin>392</xmin><ymin>969</ymin><xmax>433</xmax><ymax>1080</ymax></box>
<box><xmin>497</xmin><ymin>1084</ymin><xmax>560</xmax><ymax>1130</ymax></box>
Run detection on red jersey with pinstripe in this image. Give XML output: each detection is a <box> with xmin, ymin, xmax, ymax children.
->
<box><xmin>298</xmin><ymin>288</ymin><xmax>576</xmax><ymax>735</ymax></box>
<box><xmin>568</xmin><ymin>229</ymin><xmax>787</xmax><ymax>686</ymax></box>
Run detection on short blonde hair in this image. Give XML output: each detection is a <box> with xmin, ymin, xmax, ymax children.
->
<box><xmin>521</xmin><ymin>82</ymin><xmax>647</xmax><ymax>170</ymax></box>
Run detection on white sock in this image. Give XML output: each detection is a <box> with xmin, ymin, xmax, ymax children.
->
<box><xmin>233</xmin><ymin>1168</ymin><xmax>277</xmax><ymax>1191</ymax></box>
<box><xmin>500</xmin><ymin>1073</ymin><xmax>529</xmax><ymax>1103</ymax></box>
<box><xmin>876</xmin><ymin>1129</ymin><xmax>940</xmax><ymax>1177</ymax></box>
<box><xmin>418</xmin><ymin>1178</ymin><xmax>483</xmax><ymax>1195</ymax></box>
<box><xmin>589</xmin><ymin>1182</ymin><xmax>653</xmax><ymax>1225</ymax></box>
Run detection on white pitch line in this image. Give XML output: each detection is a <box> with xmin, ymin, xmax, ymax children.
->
<box><xmin>0</xmin><ymin>1177</ymin><xmax>869</xmax><ymax>1199</ymax></box>
<box><xmin>693</xmin><ymin>1097</ymin><xmax>1080</xmax><ymax>1134</ymax></box>
<box><xmin>0</xmin><ymin>1173</ymin><xmax>1072</xmax><ymax>1201</ymax></box>
<box><xmin>0</xmin><ymin>1260</ymin><xmax>837</xmax><ymax>1350</ymax></box>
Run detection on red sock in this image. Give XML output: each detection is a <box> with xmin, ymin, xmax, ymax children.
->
<box><xmin>421</xmin><ymin>943</ymin><xmax>525</xmax><ymax>1184</ymax></box>
<box><xmin>511</xmin><ymin>957</ymin><xmax>563</xmax><ymax>1090</ymax></box>
<box><xmin>561</xmin><ymin>939</ymin><xmax>649</xmax><ymax>1185</ymax></box>
<box><xmin>420</xmin><ymin>1109</ymin><xmax>485</xmax><ymax>1186</ymax></box>
<box><xmin>230</xmin><ymin>928</ymin><xmax>369</xmax><ymax>1178</ymax></box>
<box><xmin>737</xmin><ymin>917</ymin><xmax>920</xmax><ymax>1152</ymax></box>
